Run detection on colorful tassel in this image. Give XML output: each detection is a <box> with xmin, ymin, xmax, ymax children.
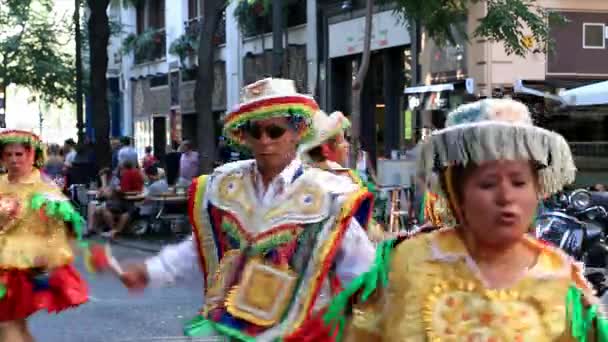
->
<box><xmin>183</xmin><ymin>315</ymin><xmax>255</xmax><ymax>341</ymax></box>
<box><xmin>82</xmin><ymin>243</ymin><xmax>123</xmax><ymax>276</ymax></box>
<box><xmin>0</xmin><ymin>282</ymin><xmax>6</xmax><ymax>299</ymax></box>
<box><xmin>566</xmin><ymin>285</ymin><xmax>608</xmax><ymax>342</ymax></box>
<box><xmin>322</xmin><ymin>238</ymin><xmax>397</xmax><ymax>341</ymax></box>
<box><xmin>30</xmin><ymin>193</ymin><xmax>86</xmax><ymax>241</ymax></box>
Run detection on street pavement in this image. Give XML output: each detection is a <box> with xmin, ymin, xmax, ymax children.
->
<box><xmin>29</xmin><ymin>239</ymin><xmax>205</xmax><ymax>342</ymax></box>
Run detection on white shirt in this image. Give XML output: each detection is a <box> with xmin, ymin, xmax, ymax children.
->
<box><xmin>145</xmin><ymin>158</ymin><xmax>375</xmax><ymax>287</ymax></box>
<box><xmin>64</xmin><ymin>149</ymin><xmax>77</xmax><ymax>166</ymax></box>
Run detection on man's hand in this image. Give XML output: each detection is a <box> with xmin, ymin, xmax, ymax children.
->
<box><xmin>120</xmin><ymin>263</ymin><xmax>150</xmax><ymax>292</ymax></box>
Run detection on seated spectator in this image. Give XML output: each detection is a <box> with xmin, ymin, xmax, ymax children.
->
<box><xmin>119</xmin><ymin>161</ymin><xmax>144</xmax><ymax>193</ymax></box>
<box><xmin>140</xmin><ymin>165</ymin><xmax>169</xmax><ymax>217</ymax></box>
<box><xmin>142</xmin><ymin>146</ymin><xmax>158</xmax><ymax>170</ymax></box>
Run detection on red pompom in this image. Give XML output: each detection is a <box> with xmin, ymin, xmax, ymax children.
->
<box><xmin>89</xmin><ymin>244</ymin><xmax>110</xmax><ymax>271</ymax></box>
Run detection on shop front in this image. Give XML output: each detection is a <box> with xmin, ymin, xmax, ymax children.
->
<box><xmin>322</xmin><ymin>7</ymin><xmax>411</xmax><ymax>163</ymax></box>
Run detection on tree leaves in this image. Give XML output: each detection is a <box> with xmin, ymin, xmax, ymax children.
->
<box><xmin>0</xmin><ymin>0</ymin><xmax>75</xmax><ymax>104</ymax></box>
<box><xmin>389</xmin><ymin>0</ymin><xmax>562</xmax><ymax>56</ymax></box>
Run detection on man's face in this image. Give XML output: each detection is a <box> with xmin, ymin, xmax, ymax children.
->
<box><xmin>243</xmin><ymin>117</ymin><xmax>298</xmax><ymax>170</ymax></box>
<box><xmin>2</xmin><ymin>144</ymin><xmax>35</xmax><ymax>176</ymax></box>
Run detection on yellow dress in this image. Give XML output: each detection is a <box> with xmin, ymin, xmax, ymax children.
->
<box><xmin>0</xmin><ymin>169</ymin><xmax>87</xmax><ymax>321</ymax></box>
<box><xmin>344</xmin><ymin>228</ymin><xmax>595</xmax><ymax>341</ymax></box>
<box><xmin>0</xmin><ymin>170</ymin><xmax>74</xmax><ymax>269</ymax></box>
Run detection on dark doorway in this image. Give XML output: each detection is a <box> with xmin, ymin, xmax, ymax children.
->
<box><xmin>153</xmin><ymin>116</ymin><xmax>167</xmax><ymax>163</ymax></box>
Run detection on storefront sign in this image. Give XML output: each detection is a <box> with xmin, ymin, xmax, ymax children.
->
<box><xmin>329</xmin><ymin>10</ymin><xmax>411</xmax><ymax>58</ymax></box>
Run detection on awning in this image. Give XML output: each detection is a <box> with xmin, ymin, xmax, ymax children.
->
<box><xmin>404</xmin><ymin>78</ymin><xmax>475</xmax><ymax>95</ymax></box>
<box><xmin>513</xmin><ymin>80</ymin><xmax>565</xmax><ymax>104</ymax></box>
<box><xmin>559</xmin><ymin>81</ymin><xmax>608</xmax><ymax>106</ymax></box>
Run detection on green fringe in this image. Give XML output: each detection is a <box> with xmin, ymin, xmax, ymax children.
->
<box><xmin>30</xmin><ymin>193</ymin><xmax>85</xmax><ymax>241</ymax></box>
<box><xmin>0</xmin><ymin>282</ymin><xmax>6</xmax><ymax>300</ymax></box>
<box><xmin>183</xmin><ymin>315</ymin><xmax>255</xmax><ymax>342</ymax></box>
<box><xmin>322</xmin><ymin>238</ymin><xmax>397</xmax><ymax>341</ymax></box>
<box><xmin>566</xmin><ymin>285</ymin><xmax>608</xmax><ymax>341</ymax></box>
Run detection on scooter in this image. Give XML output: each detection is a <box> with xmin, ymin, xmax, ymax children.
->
<box><xmin>536</xmin><ymin>189</ymin><xmax>608</xmax><ymax>295</ymax></box>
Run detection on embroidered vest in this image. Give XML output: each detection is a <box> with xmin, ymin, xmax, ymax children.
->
<box><xmin>188</xmin><ymin>163</ymin><xmax>372</xmax><ymax>340</ymax></box>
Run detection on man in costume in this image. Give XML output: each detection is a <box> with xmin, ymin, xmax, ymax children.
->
<box><xmin>319</xmin><ymin>99</ymin><xmax>607</xmax><ymax>341</ymax></box>
<box><xmin>298</xmin><ymin>110</ymin><xmax>387</xmax><ymax>241</ymax></box>
<box><xmin>0</xmin><ymin>130</ymin><xmax>87</xmax><ymax>342</ymax></box>
<box><xmin>120</xmin><ymin>78</ymin><xmax>375</xmax><ymax>341</ymax></box>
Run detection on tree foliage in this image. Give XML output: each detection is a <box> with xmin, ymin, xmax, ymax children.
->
<box><xmin>0</xmin><ymin>0</ymin><xmax>75</xmax><ymax>104</ymax></box>
<box><xmin>389</xmin><ymin>0</ymin><xmax>563</xmax><ymax>56</ymax></box>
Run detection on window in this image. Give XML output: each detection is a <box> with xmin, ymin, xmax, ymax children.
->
<box><xmin>136</xmin><ymin>0</ymin><xmax>165</xmax><ymax>34</ymax></box>
<box><xmin>188</xmin><ymin>0</ymin><xmax>204</xmax><ymax>20</ymax></box>
<box><xmin>583</xmin><ymin>23</ymin><xmax>605</xmax><ymax>49</ymax></box>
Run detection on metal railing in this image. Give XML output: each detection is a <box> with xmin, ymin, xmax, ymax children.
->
<box><xmin>569</xmin><ymin>142</ymin><xmax>608</xmax><ymax>157</ymax></box>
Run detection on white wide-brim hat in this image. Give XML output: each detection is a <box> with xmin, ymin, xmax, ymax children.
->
<box><xmin>298</xmin><ymin>110</ymin><xmax>351</xmax><ymax>157</ymax></box>
<box><xmin>417</xmin><ymin>98</ymin><xmax>576</xmax><ymax>195</ymax></box>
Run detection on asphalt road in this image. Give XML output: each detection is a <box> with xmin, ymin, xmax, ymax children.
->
<box><xmin>29</xmin><ymin>241</ymin><xmax>205</xmax><ymax>342</ymax></box>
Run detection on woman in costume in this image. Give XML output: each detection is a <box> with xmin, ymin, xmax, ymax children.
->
<box><xmin>0</xmin><ymin>130</ymin><xmax>87</xmax><ymax>342</ymax></box>
<box><xmin>298</xmin><ymin>110</ymin><xmax>387</xmax><ymax>241</ymax></box>
<box><xmin>321</xmin><ymin>99</ymin><xmax>607</xmax><ymax>341</ymax></box>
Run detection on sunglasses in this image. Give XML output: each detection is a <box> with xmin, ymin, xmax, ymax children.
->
<box><xmin>245</xmin><ymin>123</ymin><xmax>288</xmax><ymax>140</ymax></box>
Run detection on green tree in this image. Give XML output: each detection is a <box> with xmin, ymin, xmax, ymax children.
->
<box><xmin>86</xmin><ymin>0</ymin><xmax>112</xmax><ymax>168</ymax></box>
<box><xmin>347</xmin><ymin>0</ymin><xmax>562</xmax><ymax>164</ymax></box>
<box><xmin>0</xmin><ymin>0</ymin><xmax>75</xmax><ymax>114</ymax></box>
<box><xmin>391</xmin><ymin>0</ymin><xmax>562</xmax><ymax>56</ymax></box>
<box><xmin>195</xmin><ymin>0</ymin><xmax>228</xmax><ymax>173</ymax></box>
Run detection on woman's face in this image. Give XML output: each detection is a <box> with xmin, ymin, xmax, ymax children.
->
<box><xmin>2</xmin><ymin>144</ymin><xmax>35</xmax><ymax>176</ymax></box>
<box><xmin>460</xmin><ymin>160</ymin><xmax>539</xmax><ymax>247</ymax></box>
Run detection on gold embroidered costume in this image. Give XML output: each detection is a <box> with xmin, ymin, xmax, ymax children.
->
<box><xmin>343</xmin><ymin>228</ymin><xmax>594</xmax><ymax>341</ymax></box>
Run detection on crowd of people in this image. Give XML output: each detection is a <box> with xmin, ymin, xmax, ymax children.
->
<box><xmin>1</xmin><ymin>77</ymin><xmax>607</xmax><ymax>341</ymax></box>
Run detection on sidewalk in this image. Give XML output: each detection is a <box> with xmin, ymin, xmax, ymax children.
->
<box><xmin>95</xmin><ymin>233</ymin><xmax>189</xmax><ymax>253</ymax></box>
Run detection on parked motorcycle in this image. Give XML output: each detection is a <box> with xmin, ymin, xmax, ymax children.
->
<box><xmin>536</xmin><ymin>189</ymin><xmax>608</xmax><ymax>295</ymax></box>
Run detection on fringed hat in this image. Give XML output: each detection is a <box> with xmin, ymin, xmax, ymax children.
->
<box><xmin>0</xmin><ymin>130</ymin><xmax>46</xmax><ymax>167</ymax></box>
<box><xmin>418</xmin><ymin>98</ymin><xmax>576</xmax><ymax>197</ymax></box>
<box><xmin>298</xmin><ymin>110</ymin><xmax>351</xmax><ymax>159</ymax></box>
<box><xmin>223</xmin><ymin>78</ymin><xmax>319</xmax><ymax>147</ymax></box>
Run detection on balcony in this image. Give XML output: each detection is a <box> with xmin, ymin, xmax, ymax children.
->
<box><xmin>184</xmin><ymin>14</ymin><xmax>226</xmax><ymax>46</ymax></box>
<box><xmin>132</xmin><ymin>28</ymin><xmax>167</xmax><ymax>65</ymax></box>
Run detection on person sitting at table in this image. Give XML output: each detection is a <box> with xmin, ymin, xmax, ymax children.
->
<box><xmin>84</xmin><ymin>168</ymin><xmax>114</xmax><ymax>237</ymax></box>
<box><xmin>140</xmin><ymin>165</ymin><xmax>169</xmax><ymax>218</ymax></box>
<box><xmin>119</xmin><ymin>160</ymin><xmax>144</xmax><ymax>193</ymax></box>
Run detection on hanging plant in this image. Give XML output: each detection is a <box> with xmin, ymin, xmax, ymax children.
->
<box><xmin>233</xmin><ymin>0</ymin><xmax>271</xmax><ymax>36</ymax></box>
<box><xmin>121</xmin><ymin>28</ymin><xmax>165</xmax><ymax>63</ymax></box>
<box><xmin>169</xmin><ymin>32</ymin><xmax>198</xmax><ymax>64</ymax></box>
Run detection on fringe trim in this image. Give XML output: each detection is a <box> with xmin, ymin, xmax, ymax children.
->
<box><xmin>418</xmin><ymin>122</ymin><xmax>576</xmax><ymax>195</ymax></box>
<box><xmin>189</xmin><ymin>175</ymin><xmax>214</xmax><ymax>288</ymax></box>
<box><xmin>288</xmin><ymin>188</ymin><xmax>372</xmax><ymax>336</ymax></box>
<box><xmin>321</xmin><ymin>238</ymin><xmax>399</xmax><ymax>341</ymax></box>
<box><xmin>30</xmin><ymin>193</ymin><xmax>85</xmax><ymax>241</ymax></box>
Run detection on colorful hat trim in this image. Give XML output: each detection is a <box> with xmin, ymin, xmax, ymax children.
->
<box><xmin>224</xmin><ymin>95</ymin><xmax>319</xmax><ymax>146</ymax></box>
<box><xmin>0</xmin><ymin>130</ymin><xmax>46</xmax><ymax>167</ymax></box>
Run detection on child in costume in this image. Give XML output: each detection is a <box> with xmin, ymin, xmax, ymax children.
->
<box><xmin>0</xmin><ymin>130</ymin><xmax>88</xmax><ymax>342</ymax></box>
<box><xmin>119</xmin><ymin>78</ymin><xmax>376</xmax><ymax>341</ymax></box>
<box><xmin>298</xmin><ymin>110</ymin><xmax>387</xmax><ymax>241</ymax></box>
<box><xmin>320</xmin><ymin>99</ymin><xmax>607</xmax><ymax>341</ymax></box>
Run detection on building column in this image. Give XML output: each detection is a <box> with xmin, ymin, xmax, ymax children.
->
<box><xmin>361</xmin><ymin>58</ymin><xmax>377</xmax><ymax>170</ymax></box>
<box><xmin>306</xmin><ymin>0</ymin><xmax>318</xmax><ymax>95</ymax></box>
<box><xmin>225</xmin><ymin>1</ymin><xmax>242</xmax><ymax>111</ymax></box>
<box><xmin>383</xmin><ymin>47</ymin><xmax>404</xmax><ymax>157</ymax></box>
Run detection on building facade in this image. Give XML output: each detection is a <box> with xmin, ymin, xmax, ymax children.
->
<box><xmin>106</xmin><ymin>0</ymin><xmax>608</xmax><ymax>183</ymax></box>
